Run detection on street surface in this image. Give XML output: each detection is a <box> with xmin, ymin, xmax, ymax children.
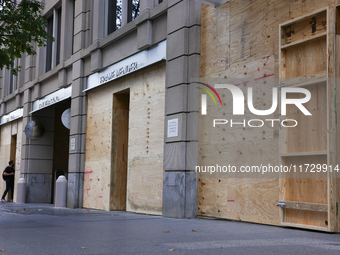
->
<box><xmin>0</xmin><ymin>203</ymin><xmax>340</xmax><ymax>254</ymax></box>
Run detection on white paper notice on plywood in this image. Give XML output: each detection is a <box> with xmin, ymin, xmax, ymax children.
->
<box><xmin>85</xmin><ymin>40</ymin><xmax>166</xmax><ymax>92</ymax></box>
<box><xmin>167</xmin><ymin>118</ymin><xmax>179</xmax><ymax>138</ymax></box>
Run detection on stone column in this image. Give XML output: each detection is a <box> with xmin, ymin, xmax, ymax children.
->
<box><xmin>162</xmin><ymin>0</ymin><xmax>201</xmax><ymax>218</ymax></box>
<box><xmin>67</xmin><ymin>59</ymin><xmax>87</xmax><ymax>208</ymax></box>
<box><xmin>21</xmin><ymin>85</ymin><xmax>56</xmax><ymax>204</ymax></box>
<box><xmin>67</xmin><ymin>0</ymin><xmax>88</xmax><ymax>208</ymax></box>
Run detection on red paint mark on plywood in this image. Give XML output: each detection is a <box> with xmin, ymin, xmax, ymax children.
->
<box><xmin>227</xmin><ymin>200</ymin><xmax>235</xmax><ymax>202</ymax></box>
<box><xmin>99</xmin><ymin>196</ymin><xmax>103</xmax><ymax>198</ymax></box>
<box><xmin>85</xmin><ymin>170</ymin><xmax>93</xmax><ymax>174</ymax></box>
<box><xmin>254</xmin><ymin>73</ymin><xmax>274</xmax><ymax>81</ymax></box>
<box><xmin>224</xmin><ymin>74</ymin><xmax>275</xmax><ymax>88</ymax></box>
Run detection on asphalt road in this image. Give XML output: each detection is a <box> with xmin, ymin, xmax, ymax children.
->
<box><xmin>0</xmin><ymin>202</ymin><xmax>340</xmax><ymax>255</ymax></box>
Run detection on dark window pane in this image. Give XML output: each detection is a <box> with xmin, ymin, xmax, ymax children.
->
<box><xmin>56</xmin><ymin>8</ymin><xmax>62</xmax><ymax>66</ymax></box>
<box><xmin>116</xmin><ymin>0</ymin><xmax>122</xmax><ymax>29</ymax></box>
<box><xmin>9</xmin><ymin>69</ymin><xmax>13</xmax><ymax>94</ymax></box>
<box><xmin>128</xmin><ymin>0</ymin><xmax>140</xmax><ymax>23</ymax></box>
<box><xmin>108</xmin><ymin>0</ymin><xmax>122</xmax><ymax>34</ymax></box>
<box><xmin>46</xmin><ymin>15</ymin><xmax>54</xmax><ymax>72</ymax></box>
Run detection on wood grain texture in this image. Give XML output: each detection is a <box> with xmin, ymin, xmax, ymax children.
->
<box><xmin>198</xmin><ymin>178</ymin><xmax>280</xmax><ymax>225</ymax></box>
<box><xmin>110</xmin><ymin>96</ymin><xmax>129</xmax><ymax>210</ymax></box>
<box><xmin>198</xmin><ymin>55</ymin><xmax>280</xmax><ymax>224</ymax></box>
<box><xmin>0</xmin><ymin>120</ymin><xmax>22</xmax><ymax>202</ymax></box>
<box><xmin>326</xmin><ymin>5</ymin><xmax>337</xmax><ymax>232</ymax></box>
<box><xmin>282</xmin><ymin>83</ymin><xmax>327</xmax><ymax>153</ymax></box>
<box><xmin>282</xmin><ymin>11</ymin><xmax>327</xmax><ymax>46</ymax></box>
<box><xmin>278</xmin><ymin>6</ymin><xmax>334</xmax><ymax>231</ymax></box>
<box><xmin>281</xmin><ymin>221</ymin><xmax>328</xmax><ymax>231</ymax></box>
<box><xmin>283</xmin><ymin>37</ymin><xmax>327</xmax><ymax>79</ymax></box>
<box><xmin>200</xmin><ymin>3</ymin><xmax>230</xmax><ymax>77</ymax></box>
<box><xmin>282</xmin><ymin>201</ymin><xmax>328</xmax><ymax>212</ymax></box>
<box><xmin>285</xmin><ymin>209</ymin><xmax>328</xmax><ymax>227</ymax></box>
<box><xmin>336</xmin><ymin>12</ymin><xmax>340</xmax><ymax>233</ymax></box>
<box><xmin>199</xmin><ymin>0</ymin><xmax>338</xmax><ymax>230</ymax></box>
<box><xmin>84</xmin><ymin>63</ymin><xmax>165</xmax><ymax>214</ymax></box>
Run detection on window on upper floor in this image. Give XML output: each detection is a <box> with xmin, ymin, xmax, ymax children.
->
<box><xmin>107</xmin><ymin>0</ymin><xmax>140</xmax><ymax>35</ymax></box>
<box><xmin>4</xmin><ymin>55</ymin><xmax>25</xmax><ymax>96</ymax></box>
<box><xmin>46</xmin><ymin>15</ymin><xmax>53</xmax><ymax>72</ymax></box>
<box><xmin>45</xmin><ymin>6</ymin><xmax>62</xmax><ymax>73</ymax></box>
<box><xmin>128</xmin><ymin>0</ymin><xmax>140</xmax><ymax>23</ymax></box>
<box><xmin>107</xmin><ymin>0</ymin><xmax>122</xmax><ymax>35</ymax></box>
<box><xmin>5</xmin><ymin>59</ymin><xmax>17</xmax><ymax>96</ymax></box>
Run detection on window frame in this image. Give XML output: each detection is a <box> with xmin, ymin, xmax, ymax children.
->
<box><xmin>45</xmin><ymin>5</ymin><xmax>62</xmax><ymax>73</ymax></box>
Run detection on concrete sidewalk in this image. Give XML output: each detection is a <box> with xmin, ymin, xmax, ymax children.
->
<box><xmin>1</xmin><ymin>202</ymin><xmax>340</xmax><ymax>255</ymax></box>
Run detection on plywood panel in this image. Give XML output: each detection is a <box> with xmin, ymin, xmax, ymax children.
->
<box><xmin>198</xmin><ymin>54</ymin><xmax>280</xmax><ymax>224</ymax></box>
<box><xmin>199</xmin><ymin>1</ymin><xmax>335</xmax><ymax>229</ymax></box>
<box><xmin>198</xmin><ymin>139</ymin><xmax>279</xmax><ymax>179</ymax></box>
<box><xmin>278</xmin><ymin>6</ymin><xmax>332</xmax><ymax>231</ymax></box>
<box><xmin>198</xmin><ymin>178</ymin><xmax>279</xmax><ymax>225</ymax></box>
<box><xmin>127</xmin><ymin>65</ymin><xmax>165</xmax><ymax>215</ymax></box>
<box><xmin>127</xmin><ymin>155</ymin><xmax>163</xmax><ymax>214</ymax></box>
<box><xmin>282</xmin><ymin>11</ymin><xmax>327</xmax><ymax>45</ymax></box>
<box><xmin>336</xmin><ymin>20</ymin><xmax>340</xmax><ymax>233</ymax></box>
<box><xmin>288</xmin><ymin>1</ymin><xmax>331</xmax><ymax>20</ymax></box>
<box><xmin>0</xmin><ymin>120</ymin><xmax>23</xmax><ymax>202</ymax></box>
<box><xmin>326</xmin><ymin>5</ymin><xmax>337</xmax><ymax>232</ymax></box>
<box><xmin>285</xmin><ymin>209</ymin><xmax>328</xmax><ymax>227</ymax></box>
<box><xmin>83</xmin><ymin>160</ymin><xmax>111</xmax><ymax>210</ymax></box>
<box><xmin>282</xmin><ymin>83</ymin><xmax>327</xmax><ymax>153</ymax></box>
<box><xmin>283</xmin><ymin>37</ymin><xmax>327</xmax><ymax>78</ymax></box>
<box><xmin>13</xmin><ymin>120</ymin><xmax>23</xmax><ymax>203</ymax></box>
<box><xmin>110</xmin><ymin>94</ymin><xmax>129</xmax><ymax>211</ymax></box>
<box><xmin>201</xmin><ymin>1</ymin><xmax>332</xmax><ymax>78</ymax></box>
<box><xmin>200</xmin><ymin>3</ymin><xmax>230</xmax><ymax>77</ymax></box>
<box><xmin>84</xmin><ymin>63</ymin><xmax>165</xmax><ymax>214</ymax></box>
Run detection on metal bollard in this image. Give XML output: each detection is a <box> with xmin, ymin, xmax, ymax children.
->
<box><xmin>55</xmin><ymin>175</ymin><xmax>67</xmax><ymax>208</ymax></box>
<box><xmin>16</xmin><ymin>178</ymin><xmax>27</xmax><ymax>204</ymax></box>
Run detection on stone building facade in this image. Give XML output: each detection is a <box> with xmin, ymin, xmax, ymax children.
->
<box><xmin>0</xmin><ymin>0</ymin><xmax>201</xmax><ymax>218</ymax></box>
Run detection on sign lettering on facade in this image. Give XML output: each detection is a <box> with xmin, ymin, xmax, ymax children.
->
<box><xmin>31</xmin><ymin>85</ymin><xmax>72</xmax><ymax>114</ymax></box>
<box><xmin>85</xmin><ymin>40</ymin><xmax>166</xmax><ymax>92</ymax></box>
<box><xmin>0</xmin><ymin>108</ymin><xmax>24</xmax><ymax>125</ymax></box>
<box><xmin>99</xmin><ymin>62</ymin><xmax>138</xmax><ymax>84</ymax></box>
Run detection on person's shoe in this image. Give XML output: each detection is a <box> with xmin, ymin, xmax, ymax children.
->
<box><xmin>1</xmin><ymin>199</ymin><xmax>6</xmax><ymax>202</ymax></box>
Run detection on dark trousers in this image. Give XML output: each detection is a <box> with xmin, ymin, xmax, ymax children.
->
<box><xmin>2</xmin><ymin>179</ymin><xmax>14</xmax><ymax>200</ymax></box>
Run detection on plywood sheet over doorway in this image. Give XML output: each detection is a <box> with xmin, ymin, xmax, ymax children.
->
<box><xmin>83</xmin><ymin>63</ymin><xmax>165</xmax><ymax>214</ymax></box>
<box><xmin>110</xmin><ymin>91</ymin><xmax>129</xmax><ymax>210</ymax></box>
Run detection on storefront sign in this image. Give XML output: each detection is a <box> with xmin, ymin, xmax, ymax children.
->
<box><xmin>85</xmin><ymin>40</ymin><xmax>166</xmax><ymax>92</ymax></box>
<box><xmin>31</xmin><ymin>85</ymin><xmax>72</xmax><ymax>113</ymax></box>
<box><xmin>0</xmin><ymin>108</ymin><xmax>23</xmax><ymax>125</ymax></box>
<box><xmin>167</xmin><ymin>118</ymin><xmax>179</xmax><ymax>138</ymax></box>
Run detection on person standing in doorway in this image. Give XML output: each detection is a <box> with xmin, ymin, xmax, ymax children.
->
<box><xmin>1</xmin><ymin>160</ymin><xmax>15</xmax><ymax>202</ymax></box>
